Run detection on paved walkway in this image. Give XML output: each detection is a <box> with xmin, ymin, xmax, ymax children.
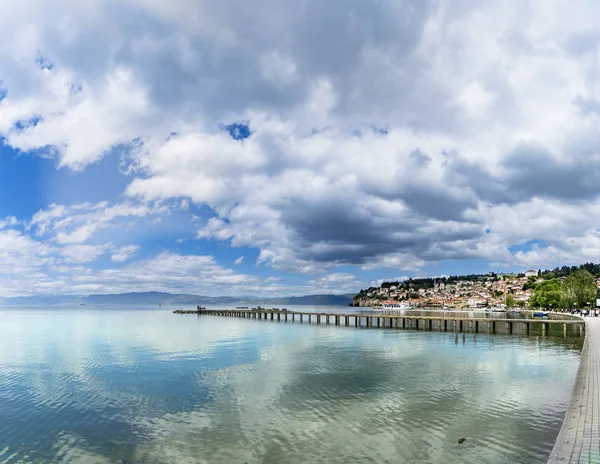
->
<box><xmin>548</xmin><ymin>318</ymin><xmax>598</xmax><ymax>463</ymax></box>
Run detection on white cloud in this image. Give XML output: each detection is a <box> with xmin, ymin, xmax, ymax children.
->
<box><xmin>0</xmin><ymin>222</ymin><xmax>266</xmax><ymax>296</ymax></box>
<box><xmin>60</xmin><ymin>244</ymin><xmax>109</xmax><ymax>264</ymax></box>
<box><xmin>233</xmin><ymin>256</ymin><xmax>244</xmax><ymax>265</ymax></box>
<box><xmin>70</xmin><ymin>252</ymin><xmax>261</xmax><ymax>295</ymax></box>
<box><xmin>29</xmin><ymin>201</ymin><xmax>169</xmax><ymax>244</ymax></box>
<box><xmin>0</xmin><ymin>216</ymin><xmax>18</xmax><ymax>230</ymax></box>
<box><xmin>370</xmin><ymin>276</ymin><xmax>410</xmax><ymax>287</ymax></box>
<box><xmin>306</xmin><ymin>273</ymin><xmax>360</xmax><ymax>294</ymax></box>
<box><xmin>1</xmin><ymin>0</ymin><xmax>600</xmax><ymax>286</ymax></box>
<box><xmin>110</xmin><ymin>245</ymin><xmax>139</xmax><ymax>262</ymax></box>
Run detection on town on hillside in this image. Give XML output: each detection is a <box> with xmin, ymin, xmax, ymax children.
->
<box><xmin>353</xmin><ymin>263</ymin><xmax>600</xmax><ymax>309</ymax></box>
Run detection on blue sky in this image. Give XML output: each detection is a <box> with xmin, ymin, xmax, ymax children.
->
<box><xmin>0</xmin><ymin>1</ymin><xmax>598</xmax><ymax>296</ymax></box>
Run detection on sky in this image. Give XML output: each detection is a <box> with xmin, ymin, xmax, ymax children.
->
<box><xmin>1</xmin><ymin>1</ymin><xmax>600</xmax><ymax>297</ymax></box>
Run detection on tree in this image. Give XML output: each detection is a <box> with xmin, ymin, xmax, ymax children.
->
<box><xmin>505</xmin><ymin>293</ymin><xmax>516</xmax><ymax>308</ymax></box>
<box><xmin>560</xmin><ymin>269</ymin><xmax>597</xmax><ymax>309</ymax></box>
<box><xmin>530</xmin><ymin>279</ymin><xmax>561</xmax><ymax>309</ymax></box>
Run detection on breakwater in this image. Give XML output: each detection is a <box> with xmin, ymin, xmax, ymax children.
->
<box><xmin>174</xmin><ymin>308</ymin><xmax>584</xmax><ymax>337</ymax></box>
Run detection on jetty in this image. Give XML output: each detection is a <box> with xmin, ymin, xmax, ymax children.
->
<box><xmin>174</xmin><ymin>308</ymin><xmax>584</xmax><ymax>337</ymax></box>
<box><xmin>548</xmin><ymin>318</ymin><xmax>600</xmax><ymax>463</ymax></box>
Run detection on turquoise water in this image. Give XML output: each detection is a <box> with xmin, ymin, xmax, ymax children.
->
<box><xmin>0</xmin><ymin>306</ymin><xmax>583</xmax><ymax>463</ymax></box>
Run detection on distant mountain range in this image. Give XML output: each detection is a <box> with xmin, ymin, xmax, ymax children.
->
<box><xmin>0</xmin><ymin>291</ymin><xmax>355</xmax><ymax>306</ymax></box>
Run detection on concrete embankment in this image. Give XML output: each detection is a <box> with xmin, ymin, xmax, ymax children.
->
<box><xmin>548</xmin><ymin>318</ymin><xmax>599</xmax><ymax>463</ymax></box>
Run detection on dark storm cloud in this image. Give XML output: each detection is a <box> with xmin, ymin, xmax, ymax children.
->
<box><xmin>447</xmin><ymin>140</ymin><xmax>600</xmax><ymax>206</ymax></box>
<box><xmin>277</xmin><ymin>194</ymin><xmax>482</xmax><ymax>265</ymax></box>
<box><xmin>445</xmin><ymin>158</ymin><xmax>512</xmax><ymax>204</ymax></box>
<box><xmin>393</xmin><ymin>183</ymin><xmax>477</xmax><ymax>221</ymax></box>
<box><xmin>28</xmin><ymin>0</ymin><xmax>440</xmax><ymax>125</ymax></box>
<box><xmin>501</xmin><ymin>142</ymin><xmax>600</xmax><ymax>201</ymax></box>
<box><xmin>409</xmin><ymin>149</ymin><xmax>432</xmax><ymax>167</ymax></box>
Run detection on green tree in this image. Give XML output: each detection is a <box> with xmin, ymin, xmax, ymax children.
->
<box><xmin>530</xmin><ymin>279</ymin><xmax>561</xmax><ymax>309</ymax></box>
<box><xmin>560</xmin><ymin>269</ymin><xmax>597</xmax><ymax>309</ymax></box>
<box><xmin>505</xmin><ymin>293</ymin><xmax>516</xmax><ymax>308</ymax></box>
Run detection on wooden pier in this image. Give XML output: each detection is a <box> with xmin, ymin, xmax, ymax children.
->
<box><xmin>174</xmin><ymin>308</ymin><xmax>584</xmax><ymax>337</ymax></box>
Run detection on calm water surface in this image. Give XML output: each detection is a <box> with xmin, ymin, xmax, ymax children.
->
<box><xmin>0</xmin><ymin>306</ymin><xmax>583</xmax><ymax>463</ymax></box>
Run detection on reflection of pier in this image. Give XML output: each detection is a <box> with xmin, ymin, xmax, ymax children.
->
<box><xmin>548</xmin><ymin>318</ymin><xmax>599</xmax><ymax>463</ymax></box>
<box><xmin>174</xmin><ymin>309</ymin><xmax>584</xmax><ymax>337</ymax></box>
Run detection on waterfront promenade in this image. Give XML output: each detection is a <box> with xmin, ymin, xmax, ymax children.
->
<box><xmin>548</xmin><ymin>318</ymin><xmax>600</xmax><ymax>463</ymax></box>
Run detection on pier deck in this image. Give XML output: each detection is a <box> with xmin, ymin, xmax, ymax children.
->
<box><xmin>548</xmin><ymin>318</ymin><xmax>600</xmax><ymax>463</ymax></box>
<box><xmin>174</xmin><ymin>308</ymin><xmax>584</xmax><ymax>337</ymax></box>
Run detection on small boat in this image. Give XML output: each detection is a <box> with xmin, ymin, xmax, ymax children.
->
<box><xmin>381</xmin><ymin>301</ymin><xmax>413</xmax><ymax>310</ymax></box>
<box><xmin>533</xmin><ymin>311</ymin><xmax>549</xmax><ymax>317</ymax></box>
<box><xmin>491</xmin><ymin>307</ymin><xmax>506</xmax><ymax>312</ymax></box>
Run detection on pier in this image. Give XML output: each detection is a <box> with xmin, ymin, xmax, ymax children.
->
<box><xmin>174</xmin><ymin>308</ymin><xmax>584</xmax><ymax>337</ymax></box>
<box><xmin>548</xmin><ymin>318</ymin><xmax>600</xmax><ymax>463</ymax></box>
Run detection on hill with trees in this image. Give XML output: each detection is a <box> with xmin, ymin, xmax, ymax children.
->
<box><xmin>354</xmin><ymin>262</ymin><xmax>600</xmax><ymax>309</ymax></box>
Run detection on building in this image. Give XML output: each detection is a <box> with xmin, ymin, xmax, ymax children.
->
<box><xmin>525</xmin><ymin>270</ymin><xmax>538</xmax><ymax>278</ymax></box>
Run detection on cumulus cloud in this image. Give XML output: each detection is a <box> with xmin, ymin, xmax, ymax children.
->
<box><xmin>0</xmin><ymin>216</ymin><xmax>18</xmax><ymax>230</ymax></box>
<box><xmin>307</xmin><ymin>273</ymin><xmax>361</xmax><ymax>294</ymax></box>
<box><xmin>64</xmin><ymin>251</ymin><xmax>277</xmax><ymax>296</ymax></box>
<box><xmin>233</xmin><ymin>256</ymin><xmax>244</xmax><ymax>265</ymax></box>
<box><xmin>60</xmin><ymin>244</ymin><xmax>109</xmax><ymax>264</ymax></box>
<box><xmin>1</xmin><ymin>0</ymin><xmax>600</xmax><ymax>288</ymax></box>
<box><xmin>110</xmin><ymin>245</ymin><xmax>139</xmax><ymax>263</ymax></box>
<box><xmin>0</xmin><ymin>220</ymin><xmax>266</xmax><ymax>296</ymax></box>
<box><xmin>29</xmin><ymin>201</ymin><xmax>169</xmax><ymax>244</ymax></box>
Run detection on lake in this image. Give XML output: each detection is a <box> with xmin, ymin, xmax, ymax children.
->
<box><xmin>0</xmin><ymin>306</ymin><xmax>583</xmax><ymax>463</ymax></box>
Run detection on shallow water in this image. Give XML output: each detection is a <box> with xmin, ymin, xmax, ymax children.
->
<box><xmin>0</xmin><ymin>306</ymin><xmax>582</xmax><ymax>463</ymax></box>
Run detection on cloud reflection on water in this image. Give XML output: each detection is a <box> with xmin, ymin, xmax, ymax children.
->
<box><xmin>0</xmin><ymin>308</ymin><xmax>583</xmax><ymax>463</ymax></box>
